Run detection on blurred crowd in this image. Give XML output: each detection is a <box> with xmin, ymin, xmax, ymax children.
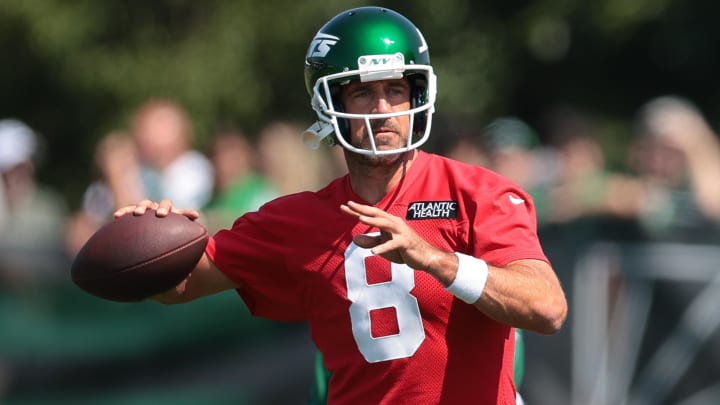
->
<box><xmin>1</xmin><ymin>95</ymin><xmax>720</xmax><ymax>404</ymax></box>
<box><xmin>441</xmin><ymin>98</ymin><xmax>720</xmax><ymax>244</ymax></box>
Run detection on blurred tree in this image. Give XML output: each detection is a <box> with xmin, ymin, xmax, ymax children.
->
<box><xmin>1</xmin><ymin>0</ymin><xmax>720</xmax><ymax>207</ymax></box>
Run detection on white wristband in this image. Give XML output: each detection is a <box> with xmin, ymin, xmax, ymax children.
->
<box><xmin>445</xmin><ymin>252</ymin><xmax>489</xmax><ymax>304</ymax></box>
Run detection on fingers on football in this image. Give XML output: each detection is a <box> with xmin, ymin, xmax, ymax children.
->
<box><xmin>177</xmin><ymin>208</ymin><xmax>200</xmax><ymax>220</ymax></box>
<box><xmin>152</xmin><ymin>200</ymin><xmax>199</xmax><ymax>220</ymax></box>
<box><xmin>156</xmin><ymin>199</ymin><xmax>174</xmax><ymax>216</ymax></box>
<box><xmin>113</xmin><ymin>199</ymin><xmax>158</xmax><ymax>218</ymax></box>
<box><xmin>113</xmin><ymin>206</ymin><xmax>134</xmax><ymax>218</ymax></box>
<box><xmin>113</xmin><ymin>200</ymin><xmax>200</xmax><ymax>221</ymax></box>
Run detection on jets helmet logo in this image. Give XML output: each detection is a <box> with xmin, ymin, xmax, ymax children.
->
<box><xmin>308</xmin><ymin>33</ymin><xmax>339</xmax><ymax>58</ymax></box>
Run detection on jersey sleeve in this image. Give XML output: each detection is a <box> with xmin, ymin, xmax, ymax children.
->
<box><xmin>206</xmin><ymin>206</ymin><xmax>306</xmax><ymax>321</ymax></box>
<box><xmin>471</xmin><ymin>180</ymin><xmax>548</xmax><ymax>266</ymax></box>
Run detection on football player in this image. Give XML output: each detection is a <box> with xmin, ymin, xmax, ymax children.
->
<box><xmin>117</xmin><ymin>7</ymin><xmax>567</xmax><ymax>404</ymax></box>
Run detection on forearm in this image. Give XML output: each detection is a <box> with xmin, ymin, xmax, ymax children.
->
<box><xmin>340</xmin><ymin>200</ymin><xmax>567</xmax><ymax>333</ymax></box>
<box><xmin>474</xmin><ymin>260</ymin><xmax>567</xmax><ymax>335</ymax></box>
<box><xmin>152</xmin><ymin>278</ymin><xmax>192</xmax><ymax>304</ymax></box>
<box><xmin>426</xmin><ymin>251</ymin><xmax>567</xmax><ymax>335</ymax></box>
<box><xmin>153</xmin><ymin>254</ymin><xmax>238</xmax><ymax>304</ymax></box>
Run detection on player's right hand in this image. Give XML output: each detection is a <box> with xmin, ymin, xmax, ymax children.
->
<box><xmin>113</xmin><ymin>199</ymin><xmax>200</xmax><ymax>221</ymax></box>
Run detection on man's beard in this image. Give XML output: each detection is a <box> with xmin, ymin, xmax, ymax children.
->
<box><xmin>342</xmin><ymin>118</ymin><xmax>413</xmax><ymax>166</ymax></box>
<box><xmin>345</xmin><ymin>147</ymin><xmax>413</xmax><ymax>169</ymax></box>
<box><xmin>362</xmin><ymin>119</ymin><xmax>406</xmax><ymax>149</ymax></box>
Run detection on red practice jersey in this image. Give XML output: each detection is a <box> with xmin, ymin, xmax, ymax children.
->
<box><xmin>207</xmin><ymin>151</ymin><xmax>548</xmax><ymax>404</ymax></box>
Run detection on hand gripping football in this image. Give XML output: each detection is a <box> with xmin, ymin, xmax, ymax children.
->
<box><xmin>71</xmin><ymin>210</ymin><xmax>209</xmax><ymax>302</ymax></box>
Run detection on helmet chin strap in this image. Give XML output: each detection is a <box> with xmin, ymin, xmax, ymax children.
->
<box><xmin>302</xmin><ymin>121</ymin><xmax>335</xmax><ymax>150</ymax></box>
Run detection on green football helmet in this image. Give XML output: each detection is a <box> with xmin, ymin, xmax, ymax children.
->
<box><xmin>302</xmin><ymin>7</ymin><xmax>437</xmax><ymax>155</ymax></box>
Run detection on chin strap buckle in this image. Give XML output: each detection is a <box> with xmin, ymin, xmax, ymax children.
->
<box><xmin>302</xmin><ymin>121</ymin><xmax>335</xmax><ymax>150</ymax></box>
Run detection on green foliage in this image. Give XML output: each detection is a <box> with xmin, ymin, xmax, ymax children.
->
<box><xmin>1</xmin><ymin>0</ymin><xmax>720</xmax><ymax>206</ymax></box>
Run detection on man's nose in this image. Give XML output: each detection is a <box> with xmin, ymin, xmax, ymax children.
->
<box><xmin>371</xmin><ymin>95</ymin><xmax>393</xmax><ymax>114</ymax></box>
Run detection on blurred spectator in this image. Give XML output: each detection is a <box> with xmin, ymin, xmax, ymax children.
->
<box><xmin>65</xmin><ymin>130</ymin><xmax>143</xmax><ymax>255</ymax></box>
<box><xmin>441</xmin><ymin>116</ymin><xmax>546</xmax><ymax>187</ymax></box>
<box><xmin>482</xmin><ymin>117</ymin><xmax>543</xmax><ymax>184</ymax></box>
<box><xmin>202</xmin><ymin>128</ymin><xmax>278</xmax><ymax>233</ymax></box>
<box><xmin>0</xmin><ymin>119</ymin><xmax>70</xmax><ymax>288</ymax></box>
<box><xmin>479</xmin><ymin>116</ymin><xmax>553</xmax><ymax>222</ymax></box>
<box><xmin>132</xmin><ymin>99</ymin><xmax>214</xmax><ymax>209</ymax></box>
<box><xmin>541</xmin><ymin>107</ymin><xmax>643</xmax><ymax>227</ymax></box>
<box><xmin>257</xmin><ymin>121</ymin><xmax>336</xmax><ymax>195</ymax></box>
<box><xmin>629</xmin><ymin>96</ymin><xmax>720</xmax><ymax>242</ymax></box>
<box><xmin>442</xmin><ymin>130</ymin><xmax>490</xmax><ymax>168</ymax></box>
<box><xmin>66</xmin><ymin>99</ymin><xmax>214</xmax><ymax>255</ymax></box>
<box><xmin>88</xmin><ymin>130</ymin><xmax>144</xmax><ymax>215</ymax></box>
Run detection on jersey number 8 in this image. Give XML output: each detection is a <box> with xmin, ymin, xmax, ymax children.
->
<box><xmin>345</xmin><ymin>235</ymin><xmax>425</xmax><ymax>363</ymax></box>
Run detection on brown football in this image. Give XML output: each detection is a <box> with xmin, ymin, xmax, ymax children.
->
<box><xmin>71</xmin><ymin>210</ymin><xmax>208</xmax><ymax>302</ymax></box>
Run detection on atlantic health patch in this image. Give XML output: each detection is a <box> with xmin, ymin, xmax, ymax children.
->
<box><xmin>406</xmin><ymin>201</ymin><xmax>458</xmax><ymax>220</ymax></box>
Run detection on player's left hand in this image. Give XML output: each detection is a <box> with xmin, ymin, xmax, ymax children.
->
<box><xmin>113</xmin><ymin>199</ymin><xmax>200</xmax><ymax>220</ymax></box>
<box><xmin>341</xmin><ymin>200</ymin><xmax>447</xmax><ymax>271</ymax></box>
